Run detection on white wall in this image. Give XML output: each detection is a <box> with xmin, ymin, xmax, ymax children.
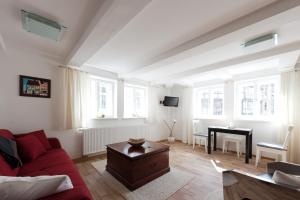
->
<box><xmin>0</xmin><ymin>48</ymin><xmax>82</xmax><ymax>159</ymax></box>
<box><xmin>0</xmin><ymin>48</ymin><xmax>89</xmax><ymax>159</ymax></box>
<box><xmin>163</xmin><ymin>86</ymin><xmax>184</xmax><ymax>140</ymax></box>
<box><xmin>155</xmin><ymin>85</ymin><xmax>191</xmax><ymax>141</ymax></box>
<box><xmin>0</xmin><ymin>48</ymin><xmax>62</xmax><ymax>133</ymax></box>
<box><xmin>149</xmin><ymin>86</ymin><xmax>171</xmax><ymax>141</ymax></box>
<box><xmin>47</xmin><ymin>129</ymin><xmax>83</xmax><ymax>159</ymax></box>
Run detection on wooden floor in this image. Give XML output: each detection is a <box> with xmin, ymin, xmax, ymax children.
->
<box><xmin>76</xmin><ymin>141</ymin><xmax>270</xmax><ymax>200</ymax></box>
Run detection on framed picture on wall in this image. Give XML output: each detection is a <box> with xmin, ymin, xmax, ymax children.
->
<box><xmin>19</xmin><ymin>75</ymin><xmax>51</xmax><ymax>98</ymax></box>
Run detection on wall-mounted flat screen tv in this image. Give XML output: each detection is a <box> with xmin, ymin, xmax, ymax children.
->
<box><xmin>163</xmin><ymin>96</ymin><xmax>179</xmax><ymax>107</ymax></box>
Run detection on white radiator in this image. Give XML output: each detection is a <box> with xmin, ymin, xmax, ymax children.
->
<box><xmin>83</xmin><ymin>125</ymin><xmax>150</xmax><ymax>155</ymax></box>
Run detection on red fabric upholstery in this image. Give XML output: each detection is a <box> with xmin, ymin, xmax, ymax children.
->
<box><xmin>0</xmin><ymin>155</ymin><xmax>17</xmax><ymax>176</ymax></box>
<box><xmin>15</xmin><ymin>130</ymin><xmax>52</xmax><ymax>150</ymax></box>
<box><xmin>0</xmin><ymin>129</ymin><xmax>92</xmax><ymax>200</ymax></box>
<box><xmin>48</xmin><ymin>138</ymin><xmax>62</xmax><ymax>149</ymax></box>
<box><xmin>0</xmin><ymin>129</ymin><xmax>14</xmax><ymax>140</ymax></box>
<box><xmin>18</xmin><ymin>149</ymin><xmax>92</xmax><ymax>200</ymax></box>
<box><xmin>18</xmin><ymin>149</ymin><xmax>76</xmax><ymax>175</ymax></box>
<box><xmin>21</xmin><ymin>170</ymin><xmax>50</xmax><ymax>177</ymax></box>
<box><xmin>16</xmin><ymin>135</ymin><xmax>46</xmax><ymax>162</ymax></box>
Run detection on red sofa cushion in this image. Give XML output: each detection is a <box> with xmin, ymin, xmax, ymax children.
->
<box><xmin>0</xmin><ymin>154</ymin><xmax>18</xmax><ymax>176</ymax></box>
<box><xmin>18</xmin><ymin>149</ymin><xmax>74</xmax><ymax>175</ymax></box>
<box><xmin>18</xmin><ymin>149</ymin><xmax>85</xmax><ymax>185</ymax></box>
<box><xmin>22</xmin><ymin>170</ymin><xmax>50</xmax><ymax>177</ymax></box>
<box><xmin>16</xmin><ymin>135</ymin><xmax>46</xmax><ymax>162</ymax></box>
<box><xmin>0</xmin><ymin>129</ymin><xmax>15</xmax><ymax>140</ymax></box>
<box><xmin>16</xmin><ymin>130</ymin><xmax>52</xmax><ymax>150</ymax></box>
<box><xmin>48</xmin><ymin>138</ymin><xmax>62</xmax><ymax>149</ymax></box>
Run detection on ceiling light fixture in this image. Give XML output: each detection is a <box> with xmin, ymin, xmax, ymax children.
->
<box><xmin>21</xmin><ymin>10</ymin><xmax>67</xmax><ymax>42</ymax></box>
<box><xmin>241</xmin><ymin>33</ymin><xmax>278</xmax><ymax>48</ymax></box>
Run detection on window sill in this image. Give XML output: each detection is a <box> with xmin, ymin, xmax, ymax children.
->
<box><xmin>91</xmin><ymin>117</ymin><xmax>147</xmax><ymax>120</ymax></box>
<box><xmin>92</xmin><ymin>117</ymin><xmax>118</xmax><ymax>120</ymax></box>
<box><xmin>122</xmin><ymin>117</ymin><xmax>147</xmax><ymax>120</ymax></box>
<box><xmin>194</xmin><ymin>116</ymin><xmax>225</xmax><ymax>120</ymax></box>
<box><xmin>234</xmin><ymin>117</ymin><xmax>277</xmax><ymax>122</ymax></box>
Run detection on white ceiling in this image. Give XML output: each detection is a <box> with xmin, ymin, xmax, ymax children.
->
<box><xmin>81</xmin><ymin>0</ymin><xmax>300</xmax><ymax>85</ymax></box>
<box><xmin>0</xmin><ymin>0</ymin><xmax>102</xmax><ymax>62</ymax></box>
<box><xmin>179</xmin><ymin>51</ymin><xmax>300</xmax><ymax>86</ymax></box>
<box><xmin>85</xmin><ymin>0</ymin><xmax>277</xmax><ymax>73</ymax></box>
<box><xmin>1</xmin><ymin>0</ymin><xmax>300</xmax><ymax>86</ymax></box>
<box><xmin>137</xmin><ymin>16</ymin><xmax>300</xmax><ymax>84</ymax></box>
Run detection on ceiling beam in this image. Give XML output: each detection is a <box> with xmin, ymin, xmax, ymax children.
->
<box><xmin>159</xmin><ymin>41</ymin><xmax>300</xmax><ymax>81</ymax></box>
<box><xmin>66</xmin><ymin>0</ymin><xmax>151</xmax><ymax>67</ymax></box>
<box><xmin>123</xmin><ymin>0</ymin><xmax>300</xmax><ymax>78</ymax></box>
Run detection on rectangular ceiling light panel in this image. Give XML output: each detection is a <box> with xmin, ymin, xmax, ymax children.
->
<box><xmin>242</xmin><ymin>33</ymin><xmax>278</xmax><ymax>48</ymax></box>
<box><xmin>21</xmin><ymin>10</ymin><xmax>66</xmax><ymax>42</ymax></box>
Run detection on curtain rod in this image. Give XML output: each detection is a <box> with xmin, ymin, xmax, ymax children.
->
<box><xmin>57</xmin><ymin>65</ymin><xmax>150</xmax><ymax>85</ymax></box>
<box><xmin>58</xmin><ymin>65</ymin><xmax>93</xmax><ymax>75</ymax></box>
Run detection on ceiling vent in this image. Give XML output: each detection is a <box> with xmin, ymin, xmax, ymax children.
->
<box><xmin>241</xmin><ymin>33</ymin><xmax>278</xmax><ymax>48</ymax></box>
<box><xmin>21</xmin><ymin>10</ymin><xmax>66</xmax><ymax>42</ymax></box>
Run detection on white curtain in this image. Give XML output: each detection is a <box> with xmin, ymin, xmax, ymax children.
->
<box><xmin>146</xmin><ymin>86</ymin><xmax>169</xmax><ymax>140</ymax></box>
<box><xmin>279</xmin><ymin>70</ymin><xmax>300</xmax><ymax>163</ymax></box>
<box><xmin>181</xmin><ymin>87</ymin><xmax>194</xmax><ymax>144</ymax></box>
<box><xmin>61</xmin><ymin>67</ymin><xmax>90</xmax><ymax>129</ymax></box>
<box><xmin>147</xmin><ymin>86</ymin><xmax>158</xmax><ymax>124</ymax></box>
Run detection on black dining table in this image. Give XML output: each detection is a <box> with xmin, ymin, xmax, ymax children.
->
<box><xmin>207</xmin><ymin>126</ymin><xmax>253</xmax><ymax>163</ymax></box>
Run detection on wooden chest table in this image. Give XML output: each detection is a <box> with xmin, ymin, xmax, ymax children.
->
<box><xmin>106</xmin><ymin>141</ymin><xmax>170</xmax><ymax>191</ymax></box>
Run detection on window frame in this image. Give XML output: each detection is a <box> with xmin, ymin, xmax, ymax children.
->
<box><xmin>193</xmin><ymin>84</ymin><xmax>225</xmax><ymax>119</ymax></box>
<box><xmin>124</xmin><ymin>83</ymin><xmax>148</xmax><ymax>118</ymax></box>
<box><xmin>234</xmin><ymin>75</ymin><xmax>280</xmax><ymax>121</ymax></box>
<box><xmin>90</xmin><ymin>75</ymin><xmax>117</xmax><ymax>119</ymax></box>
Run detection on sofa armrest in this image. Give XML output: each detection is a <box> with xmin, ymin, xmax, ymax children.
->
<box><xmin>267</xmin><ymin>162</ymin><xmax>300</xmax><ymax>175</ymax></box>
<box><xmin>48</xmin><ymin>138</ymin><xmax>62</xmax><ymax>149</ymax></box>
<box><xmin>223</xmin><ymin>170</ymin><xmax>300</xmax><ymax>200</ymax></box>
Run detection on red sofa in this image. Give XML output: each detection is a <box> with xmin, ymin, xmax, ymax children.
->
<box><xmin>0</xmin><ymin>129</ymin><xmax>92</xmax><ymax>200</ymax></box>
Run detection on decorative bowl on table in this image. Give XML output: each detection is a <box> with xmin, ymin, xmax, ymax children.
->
<box><xmin>127</xmin><ymin>138</ymin><xmax>145</xmax><ymax>147</ymax></box>
<box><xmin>128</xmin><ymin>146</ymin><xmax>145</xmax><ymax>153</ymax></box>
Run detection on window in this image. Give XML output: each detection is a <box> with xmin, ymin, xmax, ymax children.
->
<box><xmin>124</xmin><ymin>84</ymin><xmax>148</xmax><ymax>118</ymax></box>
<box><xmin>235</xmin><ymin>76</ymin><xmax>279</xmax><ymax>120</ymax></box>
<box><xmin>194</xmin><ymin>85</ymin><xmax>224</xmax><ymax>118</ymax></box>
<box><xmin>90</xmin><ymin>76</ymin><xmax>117</xmax><ymax>118</ymax></box>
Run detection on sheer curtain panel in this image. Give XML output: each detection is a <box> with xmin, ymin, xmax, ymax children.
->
<box><xmin>181</xmin><ymin>87</ymin><xmax>194</xmax><ymax>144</ymax></box>
<box><xmin>61</xmin><ymin>67</ymin><xmax>90</xmax><ymax>129</ymax></box>
<box><xmin>279</xmin><ymin>70</ymin><xmax>300</xmax><ymax>163</ymax></box>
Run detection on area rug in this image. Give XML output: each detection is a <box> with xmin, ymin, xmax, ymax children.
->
<box><xmin>91</xmin><ymin>160</ymin><xmax>194</xmax><ymax>200</ymax></box>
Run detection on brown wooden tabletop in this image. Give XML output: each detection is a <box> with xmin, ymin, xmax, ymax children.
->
<box><xmin>106</xmin><ymin>141</ymin><xmax>169</xmax><ymax>160</ymax></box>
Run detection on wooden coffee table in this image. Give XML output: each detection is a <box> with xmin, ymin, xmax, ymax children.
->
<box><xmin>106</xmin><ymin>141</ymin><xmax>170</xmax><ymax>191</ymax></box>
